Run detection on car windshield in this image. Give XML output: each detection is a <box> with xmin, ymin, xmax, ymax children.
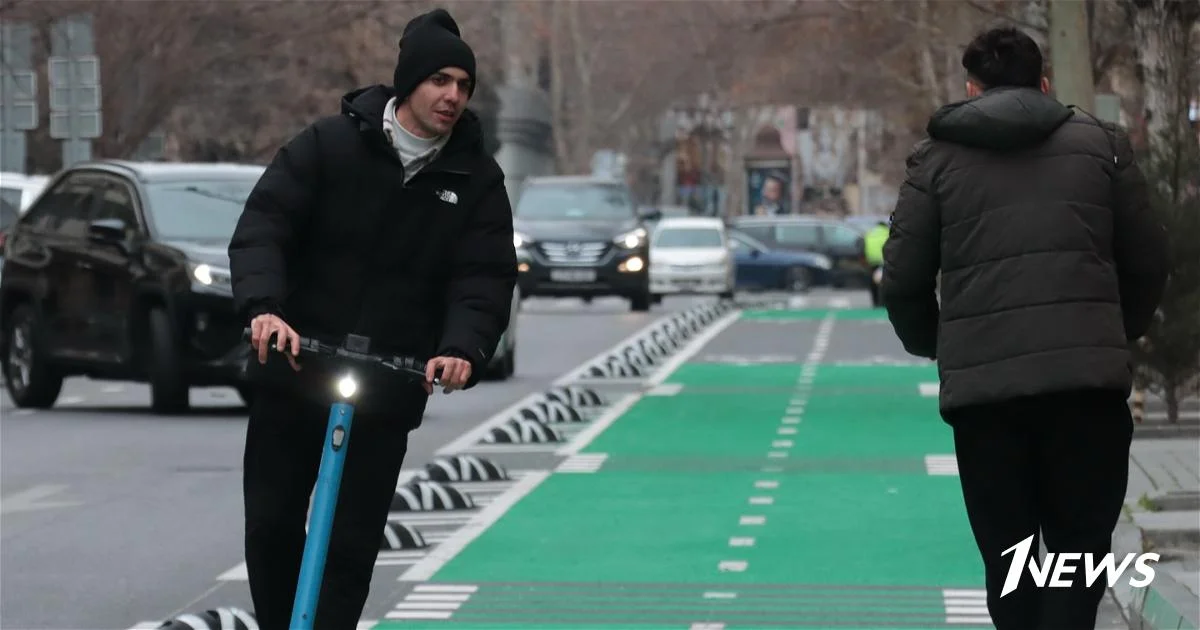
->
<box><xmin>515</xmin><ymin>184</ymin><xmax>634</xmax><ymax>220</ymax></box>
<box><xmin>729</xmin><ymin>231</ymin><xmax>768</xmax><ymax>251</ymax></box>
<box><xmin>654</xmin><ymin>227</ymin><xmax>724</xmax><ymax>248</ymax></box>
<box><xmin>143</xmin><ymin>177</ymin><xmax>259</xmax><ymax>241</ymax></box>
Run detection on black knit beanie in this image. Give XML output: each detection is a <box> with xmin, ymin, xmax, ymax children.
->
<box><xmin>393</xmin><ymin>8</ymin><xmax>476</xmax><ymax>102</ymax></box>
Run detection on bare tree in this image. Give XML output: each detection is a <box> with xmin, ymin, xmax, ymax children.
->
<box><xmin>1127</xmin><ymin>0</ymin><xmax>1200</xmax><ymax>151</ymax></box>
<box><xmin>1124</xmin><ymin>0</ymin><xmax>1200</xmax><ymax>423</ymax></box>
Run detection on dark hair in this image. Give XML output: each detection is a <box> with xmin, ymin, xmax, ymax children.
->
<box><xmin>961</xmin><ymin>26</ymin><xmax>1043</xmax><ymax>90</ymax></box>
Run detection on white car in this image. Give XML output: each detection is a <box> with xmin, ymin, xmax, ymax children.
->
<box><xmin>648</xmin><ymin>217</ymin><xmax>735</xmax><ymax>299</ymax></box>
<box><xmin>0</xmin><ymin>172</ymin><xmax>50</xmax><ymax>213</ymax></box>
<box><xmin>1</xmin><ymin>172</ymin><xmax>51</xmax><ymax>282</ymax></box>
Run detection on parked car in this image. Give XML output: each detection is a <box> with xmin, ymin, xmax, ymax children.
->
<box><xmin>0</xmin><ymin>160</ymin><xmax>264</xmax><ymax>413</ymax></box>
<box><xmin>728</xmin><ymin>215</ymin><xmax>871</xmax><ymax>287</ymax></box>
<box><xmin>0</xmin><ymin>172</ymin><xmax>50</xmax><ymax>279</ymax></box>
<box><xmin>638</xmin><ymin>204</ymin><xmax>690</xmax><ymax>232</ymax></box>
<box><xmin>484</xmin><ymin>283</ymin><xmax>519</xmax><ymax>379</ymax></box>
<box><xmin>0</xmin><ymin>171</ymin><xmax>51</xmax><ymax>212</ymax></box>
<box><xmin>648</xmin><ymin>216</ymin><xmax>734</xmax><ymax>299</ymax></box>
<box><xmin>727</xmin><ymin>229</ymin><xmax>834</xmax><ymax>292</ymax></box>
<box><xmin>512</xmin><ymin>175</ymin><xmax>657</xmax><ymax>311</ymax></box>
<box><xmin>842</xmin><ymin>213</ymin><xmax>891</xmax><ymax>233</ymax></box>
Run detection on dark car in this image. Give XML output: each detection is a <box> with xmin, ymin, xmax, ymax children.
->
<box><xmin>0</xmin><ymin>160</ymin><xmax>264</xmax><ymax>413</ymax></box>
<box><xmin>512</xmin><ymin>175</ymin><xmax>657</xmax><ymax>311</ymax></box>
<box><xmin>728</xmin><ymin>229</ymin><xmax>834</xmax><ymax>292</ymax></box>
<box><xmin>842</xmin><ymin>214</ymin><xmax>891</xmax><ymax>234</ymax></box>
<box><xmin>728</xmin><ymin>215</ymin><xmax>870</xmax><ymax>287</ymax></box>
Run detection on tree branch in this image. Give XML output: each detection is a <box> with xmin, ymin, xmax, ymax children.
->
<box><xmin>963</xmin><ymin>0</ymin><xmax>1050</xmax><ymax>31</ymax></box>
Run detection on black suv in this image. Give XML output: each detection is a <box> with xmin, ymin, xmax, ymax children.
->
<box><xmin>512</xmin><ymin>176</ymin><xmax>657</xmax><ymax>311</ymax></box>
<box><xmin>0</xmin><ymin>160</ymin><xmax>263</xmax><ymax>413</ymax></box>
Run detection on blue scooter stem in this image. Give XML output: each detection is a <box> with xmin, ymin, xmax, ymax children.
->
<box><xmin>290</xmin><ymin>401</ymin><xmax>356</xmax><ymax>629</ymax></box>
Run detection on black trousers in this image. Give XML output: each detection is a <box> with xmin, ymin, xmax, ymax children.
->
<box><xmin>243</xmin><ymin>387</ymin><xmax>422</xmax><ymax>629</ymax></box>
<box><xmin>943</xmin><ymin>388</ymin><xmax>1133</xmax><ymax>630</ymax></box>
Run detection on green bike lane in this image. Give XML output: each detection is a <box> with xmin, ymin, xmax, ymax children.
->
<box><xmin>377</xmin><ymin>308</ymin><xmax>994</xmax><ymax>629</ymax></box>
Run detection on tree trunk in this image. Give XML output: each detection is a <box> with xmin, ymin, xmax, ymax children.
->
<box><xmin>1165</xmin><ymin>382</ymin><xmax>1180</xmax><ymax>424</ymax></box>
<box><xmin>916</xmin><ymin>0</ymin><xmax>944</xmax><ymax>110</ymax></box>
<box><xmin>1049</xmin><ymin>0</ymin><xmax>1097</xmax><ymax>109</ymax></box>
<box><xmin>1129</xmin><ymin>0</ymin><xmax>1200</xmax><ymax>153</ymax></box>
<box><xmin>548</xmin><ymin>0</ymin><xmax>570</xmax><ymax>172</ymax></box>
<box><xmin>1023</xmin><ymin>0</ymin><xmax>1051</xmax><ymax>49</ymax></box>
<box><xmin>566</xmin><ymin>0</ymin><xmax>594</xmax><ymax>173</ymax></box>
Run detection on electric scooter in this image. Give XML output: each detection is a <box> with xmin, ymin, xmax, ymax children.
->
<box><xmin>242</xmin><ymin>329</ymin><xmax>439</xmax><ymax>630</ymax></box>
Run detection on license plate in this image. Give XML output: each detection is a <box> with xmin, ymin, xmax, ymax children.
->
<box><xmin>550</xmin><ymin>268</ymin><xmax>597</xmax><ymax>282</ymax></box>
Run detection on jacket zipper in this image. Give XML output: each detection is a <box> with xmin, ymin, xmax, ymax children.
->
<box><xmin>347</xmin><ymin>146</ymin><xmax>469</xmax><ymax>348</ymax></box>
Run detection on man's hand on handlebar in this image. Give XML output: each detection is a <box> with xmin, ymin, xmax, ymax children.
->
<box><xmin>250</xmin><ymin>314</ymin><xmax>301</xmax><ymax>371</ymax></box>
<box><xmin>424</xmin><ymin>356</ymin><xmax>471</xmax><ymax>395</ymax></box>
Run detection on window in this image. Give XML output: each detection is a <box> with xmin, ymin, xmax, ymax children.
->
<box><xmin>91</xmin><ymin>177</ymin><xmax>141</xmax><ymax>238</ymax></box>
<box><xmin>728</xmin><ymin>231</ymin><xmax>766</xmax><ymax>253</ymax></box>
<box><xmin>653</xmin><ymin>227</ymin><xmax>724</xmax><ymax>248</ymax></box>
<box><xmin>774</xmin><ymin>223</ymin><xmax>820</xmax><ymax>248</ymax></box>
<box><xmin>143</xmin><ymin>177</ymin><xmax>259</xmax><ymax>241</ymax></box>
<box><xmin>736</xmin><ymin>225</ymin><xmax>774</xmax><ymax>243</ymax></box>
<box><xmin>823</xmin><ymin>225</ymin><xmax>862</xmax><ymax>247</ymax></box>
<box><xmin>21</xmin><ymin>173</ymin><xmax>100</xmax><ymax>238</ymax></box>
<box><xmin>515</xmin><ymin>183</ymin><xmax>634</xmax><ymax>220</ymax></box>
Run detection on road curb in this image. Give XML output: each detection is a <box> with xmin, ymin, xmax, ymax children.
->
<box><xmin>1112</xmin><ymin>519</ymin><xmax>1200</xmax><ymax>630</ymax></box>
<box><xmin>1127</xmin><ymin>570</ymin><xmax>1200</xmax><ymax>630</ymax></box>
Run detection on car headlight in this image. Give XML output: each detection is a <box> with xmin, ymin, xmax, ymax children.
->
<box><xmin>614</xmin><ymin>227</ymin><xmax>647</xmax><ymax>249</ymax></box>
<box><xmin>513</xmin><ymin>232</ymin><xmax>533</xmax><ymax>249</ymax></box>
<box><xmin>189</xmin><ymin>262</ymin><xmax>232</xmax><ymax>291</ymax></box>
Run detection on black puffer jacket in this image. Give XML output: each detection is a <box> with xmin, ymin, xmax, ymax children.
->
<box><xmin>881</xmin><ymin>87</ymin><xmax>1169</xmax><ymax>411</ymax></box>
<box><xmin>228</xmin><ymin>85</ymin><xmax>517</xmax><ymax>415</ymax></box>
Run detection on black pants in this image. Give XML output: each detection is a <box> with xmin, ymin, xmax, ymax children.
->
<box><xmin>943</xmin><ymin>388</ymin><xmax>1133</xmax><ymax>630</ymax></box>
<box><xmin>243</xmin><ymin>387</ymin><xmax>422</xmax><ymax>629</ymax></box>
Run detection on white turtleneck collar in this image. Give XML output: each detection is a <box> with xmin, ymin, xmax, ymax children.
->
<box><xmin>383</xmin><ymin>96</ymin><xmax>450</xmax><ymax>182</ymax></box>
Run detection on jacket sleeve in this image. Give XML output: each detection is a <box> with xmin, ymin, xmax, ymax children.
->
<box><xmin>881</xmin><ymin>140</ymin><xmax>941</xmax><ymax>359</ymax></box>
<box><xmin>436</xmin><ymin>176</ymin><xmax>519</xmax><ymax>388</ymax></box>
<box><xmin>228</xmin><ymin>124</ymin><xmax>321</xmax><ymax>322</ymax></box>
<box><xmin>1110</xmin><ymin>129</ymin><xmax>1169</xmax><ymax>341</ymax></box>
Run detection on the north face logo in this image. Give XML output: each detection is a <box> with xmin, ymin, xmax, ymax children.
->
<box><xmin>437</xmin><ymin>190</ymin><xmax>458</xmax><ymax>205</ymax></box>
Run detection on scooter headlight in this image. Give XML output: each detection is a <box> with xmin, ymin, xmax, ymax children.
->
<box><xmin>336</xmin><ymin>374</ymin><xmax>358</xmax><ymax>399</ymax></box>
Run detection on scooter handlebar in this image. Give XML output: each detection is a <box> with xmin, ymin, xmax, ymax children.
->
<box><xmin>241</xmin><ymin>327</ymin><xmax>437</xmax><ymax>384</ymax></box>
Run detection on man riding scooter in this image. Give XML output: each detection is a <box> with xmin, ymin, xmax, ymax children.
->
<box><xmin>227</xmin><ymin>8</ymin><xmax>517</xmax><ymax>628</ymax></box>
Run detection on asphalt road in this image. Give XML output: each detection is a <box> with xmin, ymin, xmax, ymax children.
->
<box><xmin>0</xmin><ymin>294</ymin><xmax>720</xmax><ymax>630</ymax></box>
<box><xmin>0</xmin><ymin>288</ymin><xmax>1131</xmax><ymax>629</ymax></box>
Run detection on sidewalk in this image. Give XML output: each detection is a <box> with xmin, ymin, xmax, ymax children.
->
<box><xmin>1112</xmin><ymin>433</ymin><xmax>1200</xmax><ymax>629</ymax></box>
<box><xmin>1130</xmin><ymin>390</ymin><xmax>1200</xmax><ymax>437</ymax></box>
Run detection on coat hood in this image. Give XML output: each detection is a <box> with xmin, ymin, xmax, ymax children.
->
<box><xmin>927</xmin><ymin>87</ymin><xmax>1074</xmax><ymax>151</ymax></box>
